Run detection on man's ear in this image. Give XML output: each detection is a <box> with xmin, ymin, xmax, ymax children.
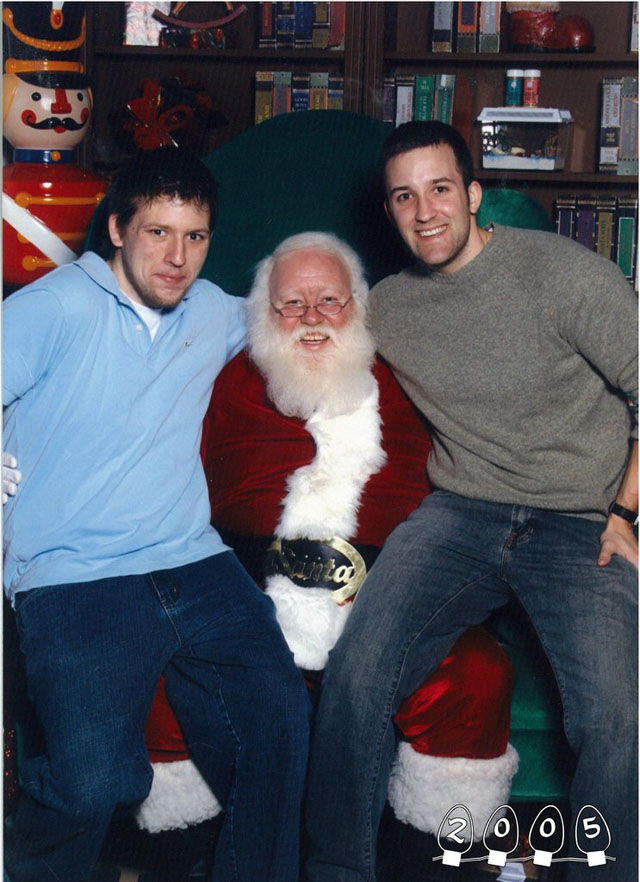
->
<box><xmin>108</xmin><ymin>214</ymin><xmax>123</xmax><ymax>249</ymax></box>
<box><xmin>468</xmin><ymin>181</ymin><xmax>483</xmax><ymax>217</ymax></box>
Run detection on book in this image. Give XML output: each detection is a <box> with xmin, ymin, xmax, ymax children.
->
<box><xmin>618</xmin><ymin>76</ymin><xmax>638</xmax><ymax>176</ymax></box>
<box><xmin>478</xmin><ymin>1</ymin><xmax>502</xmax><ymax>53</ymax></box>
<box><xmin>395</xmin><ymin>74</ymin><xmax>415</xmax><ymax>127</ymax></box>
<box><xmin>292</xmin><ymin>71</ymin><xmax>311</xmax><ymax>112</ymax></box>
<box><xmin>383</xmin><ymin>74</ymin><xmax>396</xmax><ymax>124</ymax></box>
<box><xmin>328</xmin><ymin>1</ymin><xmax>346</xmax><ymax>50</ymax></box>
<box><xmin>616</xmin><ymin>196</ymin><xmax>638</xmax><ymax>282</ymax></box>
<box><xmin>432</xmin><ymin>2</ymin><xmax>455</xmax><ymax>52</ymax></box>
<box><xmin>595</xmin><ymin>194</ymin><xmax>617</xmax><ymax>261</ymax></box>
<box><xmin>273</xmin><ymin>71</ymin><xmax>292</xmax><ymax>116</ymax></box>
<box><xmin>258</xmin><ymin>2</ymin><xmax>276</xmax><ymax>49</ymax></box>
<box><xmin>294</xmin><ymin>2</ymin><xmax>314</xmax><ymax>49</ymax></box>
<box><xmin>631</xmin><ymin>1</ymin><xmax>638</xmax><ymax>53</ymax></box>
<box><xmin>275</xmin><ymin>1</ymin><xmax>295</xmax><ymax>49</ymax></box>
<box><xmin>599</xmin><ymin>77</ymin><xmax>623</xmax><ymax>173</ymax></box>
<box><xmin>255</xmin><ymin>71</ymin><xmax>274</xmax><ymax>124</ymax></box>
<box><xmin>554</xmin><ymin>195</ymin><xmax>576</xmax><ymax>240</ymax></box>
<box><xmin>434</xmin><ymin>74</ymin><xmax>456</xmax><ymax>124</ymax></box>
<box><xmin>574</xmin><ymin>195</ymin><xmax>598</xmax><ymax>251</ymax></box>
<box><xmin>414</xmin><ymin>75</ymin><xmax>435</xmax><ymax>121</ymax></box>
<box><xmin>312</xmin><ymin>2</ymin><xmax>331</xmax><ymax>49</ymax></box>
<box><xmin>310</xmin><ymin>72</ymin><xmax>329</xmax><ymax>110</ymax></box>
<box><xmin>328</xmin><ymin>72</ymin><xmax>344</xmax><ymax>110</ymax></box>
<box><xmin>457</xmin><ymin>2</ymin><xmax>478</xmax><ymax>53</ymax></box>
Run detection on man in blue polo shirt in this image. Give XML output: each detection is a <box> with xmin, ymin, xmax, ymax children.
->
<box><xmin>2</xmin><ymin>149</ymin><xmax>309</xmax><ymax>882</ymax></box>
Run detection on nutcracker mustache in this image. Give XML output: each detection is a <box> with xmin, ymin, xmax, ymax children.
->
<box><xmin>24</xmin><ymin>117</ymin><xmax>86</xmax><ymax>131</ymax></box>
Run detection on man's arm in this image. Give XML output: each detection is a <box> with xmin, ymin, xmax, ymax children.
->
<box><xmin>598</xmin><ymin>439</ymin><xmax>638</xmax><ymax>569</ymax></box>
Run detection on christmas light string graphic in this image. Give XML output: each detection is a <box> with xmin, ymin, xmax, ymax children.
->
<box><xmin>434</xmin><ymin>803</ymin><xmax>616</xmax><ymax>867</ymax></box>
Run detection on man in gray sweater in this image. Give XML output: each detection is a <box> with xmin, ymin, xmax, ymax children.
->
<box><xmin>304</xmin><ymin>121</ymin><xmax>637</xmax><ymax>882</ymax></box>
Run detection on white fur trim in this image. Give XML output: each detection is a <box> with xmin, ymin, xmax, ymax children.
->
<box><xmin>276</xmin><ymin>385</ymin><xmax>385</xmax><ymax>540</ymax></box>
<box><xmin>135</xmin><ymin>759</ymin><xmax>222</xmax><ymax>833</ymax></box>
<box><xmin>265</xmin><ymin>573</ymin><xmax>352</xmax><ymax>670</ymax></box>
<box><xmin>388</xmin><ymin>742</ymin><xmax>519</xmax><ymax>839</ymax></box>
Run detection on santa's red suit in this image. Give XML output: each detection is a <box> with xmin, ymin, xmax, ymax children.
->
<box><xmin>139</xmin><ymin>351</ymin><xmax>518</xmax><ymax>837</ymax></box>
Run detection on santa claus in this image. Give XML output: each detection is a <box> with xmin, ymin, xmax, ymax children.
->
<box><xmin>139</xmin><ymin>232</ymin><xmax>518</xmax><ymax>853</ymax></box>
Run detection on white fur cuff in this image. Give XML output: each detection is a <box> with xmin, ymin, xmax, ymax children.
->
<box><xmin>135</xmin><ymin>759</ymin><xmax>222</xmax><ymax>833</ymax></box>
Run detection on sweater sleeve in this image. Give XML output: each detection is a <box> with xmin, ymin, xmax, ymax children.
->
<box><xmin>552</xmin><ymin>250</ymin><xmax>638</xmax><ymax>439</ymax></box>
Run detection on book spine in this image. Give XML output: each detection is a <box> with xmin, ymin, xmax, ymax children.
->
<box><xmin>328</xmin><ymin>1</ymin><xmax>346</xmax><ymax>50</ymax></box>
<box><xmin>272</xmin><ymin>70</ymin><xmax>292</xmax><ymax>116</ymax></box>
<box><xmin>457</xmin><ymin>2</ymin><xmax>478</xmax><ymax>53</ymax></box>
<box><xmin>554</xmin><ymin>195</ymin><xmax>576</xmax><ymax>240</ymax></box>
<box><xmin>310</xmin><ymin>71</ymin><xmax>329</xmax><ymax>109</ymax></box>
<box><xmin>292</xmin><ymin>71</ymin><xmax>311</xmax><ymax>112</ymax></box>
<box><xmin>599</xmin><ymin>77</ymin><xmax>623</xmax><ymax>173</ymax></box>
<box><xmin>275</xmin><ymin>1</ymin><xmax>296</xmax><ymax>49</ymax></box>
<box><xmin>434</xmin><ymin>74</ymin><xmax>456</xmax><ymax>124</ymax></box>
<box><xmin>294</xmin><ymin>2</ymin><xmax>314</xmax><ymax>49</ymax></box>
<box><xmin>432</xmin><ymin>2</ymin><xmax>454</xmax><ymax>52</ymax></box>
<box><xmin>574</xmin><ymin>196</ymin><xmax>598</xmax><ymax>251</ymax></box>
<box><xmin>394</xmin><ymin>75</ymin><xmax>415</xmax><ymax>127</ymax></box>
<box><xmin>414</xmin><ymin>75</ymin><xmax>435</xmax><ymax>121</ymax></box>
<box><xmin>478</xmin><ymin>1</ymin><xmax>501</xmax><ymax>53</ymax></box>
<box><xmin>631</xmin><ymin>1</ymin><xmax>639</xmax><ymax>53</ymax></box>
<box><xmin>595</xmin><ymin>194</ymin><xmax>617</xmax><ymax>262</ymax></box>
<box><xmin>383</xmin><ymin>74</ymin><xmax>396</xmax><ymax>124</ymax></box>
<box><xmin>618</xmin><ymin>76</ymin><xmax>639</xmax><ymax>176</ymax></box>
<box><xmin>312</xmin><ymin>1</ymin><xmax>331</xmax><ymax>49</ymax></box>
<box><xmin>616</xmin><ymin>196</ymin><xmax>638</xmax><ymax>282</ymax></box>
<box><xmin>254</xmin><ymin>71</ymin><xmax>274</xmax><ymax>124</ymax></box>
<box><xmin>328</xmin><ymin>72</ymin><xmax>344</xmax><ymax>110</ymax></box>
<box><xmin>258</xmin><ymin>2</ymin><xmax>277</xmax><ymax>49</ymax></box>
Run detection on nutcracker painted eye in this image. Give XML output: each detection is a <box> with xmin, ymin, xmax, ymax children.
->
<box><xmin>77</xmin><ymin>93</ymin><xmax>84</xmax><ymax>101</ymax></box>
<box><xmin>31</xmin><ymin>92</ymin><xmax>41</xmax><ymax>101</ymax></box>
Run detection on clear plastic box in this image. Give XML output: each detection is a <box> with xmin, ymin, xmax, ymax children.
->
<box><xmin>477</xmin><ymin>107</ymin><xmax>574</xmax><ymax>171</ymax></box>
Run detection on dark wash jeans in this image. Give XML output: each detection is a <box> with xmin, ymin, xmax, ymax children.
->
<box><xmin>5</xmin><ymin>552</ymin><xmax>310</xmax><ymax>882</ymax></box>
<box><xmin>304</xmin><ymin>491</ymin><xmax>638</xmax><ymax>882</ymax></box>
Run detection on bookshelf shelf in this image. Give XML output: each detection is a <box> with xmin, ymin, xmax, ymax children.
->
<box><xmin>83</xmin><ymin>1</ymin><xmax>637</xmax><ymax>225</ymax></box>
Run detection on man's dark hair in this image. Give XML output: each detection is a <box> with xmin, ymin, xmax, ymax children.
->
<box><xmin>380</xmin><ymin>120</ymin><xmax>475</xmax><ymax>191</ymax></box>
<box><xmin>93</xmin><ymin>148</ymin><xmax>218</xmax><ymax>259</ymax></box>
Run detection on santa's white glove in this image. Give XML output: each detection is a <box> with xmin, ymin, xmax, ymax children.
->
<box><xmin>2</xmin><ymin>452</ymin><xmax>22</xmax><ymax>504</ymax></box>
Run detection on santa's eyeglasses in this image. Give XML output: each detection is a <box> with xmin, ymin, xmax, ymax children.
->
<box><xmin>270</xmin><ymin>296</ymin><xmax>353</xmax><ymax>318</ymax></box>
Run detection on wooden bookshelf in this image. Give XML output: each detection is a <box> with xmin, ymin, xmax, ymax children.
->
<box><xmin>84</xmin><ymin>2</ymin><xmax>637</xmax><ymax>218</ymax></box>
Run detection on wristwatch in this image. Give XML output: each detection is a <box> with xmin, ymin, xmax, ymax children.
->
<box><xmin>608</xmin><ymin>500</ymin><xmax>639</xmax><ymax>526</ymax></box>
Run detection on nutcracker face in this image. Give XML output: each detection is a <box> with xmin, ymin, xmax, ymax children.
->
<box><xmin>3</xmin><ymin>76</ymin><xmax>92</xmax><ymax>150</ymax></box>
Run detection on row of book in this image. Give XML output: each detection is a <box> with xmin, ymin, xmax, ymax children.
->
<box><xmin>254</xmin><ymin>71</ymin><xmax>344</xmax><ymax>123</ymax></box>
<box><xmin>258</xmin><ymin>2</ymin><xmax>345</xmax><ymax>51</ymax></box>
<box><xmin>432</xmin><ymin>2</ymin><xmax>502</xmax><ymax>53</ymax></box>
<box><xmin>555</xmin><ymin>194</ymin><xmax>638</xmax><ymax>284</ymax></box>
<box><xmin>599</xmin><ymin>76</ymin><xmax>638</xmax><ymax>175</ymax></box>
<box><xmin>384</xmin><ymin>73</ymin><xmax>457</xmax><ymax>128</ymax></box>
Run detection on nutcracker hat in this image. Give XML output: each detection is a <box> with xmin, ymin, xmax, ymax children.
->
<box><xmin>3</xmin><ymin>1</ymin><xmax>89</xmax><ymax>88</ymax></box>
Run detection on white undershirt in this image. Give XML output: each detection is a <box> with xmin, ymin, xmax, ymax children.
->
<box><xmin>122</xmin><ymin>292</ymin><xmax>163</xmax><ymax>341</ymax></box>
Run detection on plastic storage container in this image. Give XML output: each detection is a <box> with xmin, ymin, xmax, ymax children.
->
<box><xmin>477</xmin><ymin>107</ymin><xmax>574</xmax><ymax>171</ymax></box>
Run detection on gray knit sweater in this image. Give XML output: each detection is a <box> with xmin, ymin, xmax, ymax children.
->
<box><xmin>369</xmin><ymin>224</ymin><xmax>638</xmax><ymax>519</ymax></box>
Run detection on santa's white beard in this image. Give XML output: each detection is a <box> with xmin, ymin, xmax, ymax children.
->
<box><xmin>249</xmin><ymin>312</ymin><xmax>376</xmax><ymax>419</ymax></box>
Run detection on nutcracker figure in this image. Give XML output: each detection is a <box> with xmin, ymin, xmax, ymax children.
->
<box><xmin>2</xmin><ymin>2</ymin><xmax>106</xmax><ymax>286</ymax></box>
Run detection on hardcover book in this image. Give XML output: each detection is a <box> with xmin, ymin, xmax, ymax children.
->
<box><xmin>310</xmin><ymin>72</ymin><xmax>329</xmax><ymax>110</ymax></box>
<box><xmin>258</xmin><ymin>2</ymin><xmax>276</xmax><ymax>49</ymax></box>
<box><xmin>554</xmin><ymin>195</ymin><xmax>576</xmax><ymax>240</ymax></box>
<box><xmin>273</xmin><ymin>71</ymin><xmax>292</xmax><ymax>116</ymax></box>
<box><xmin>457</xmin><ymin>2</ymin><xmax>478</xmax><ymax>53</ymax></box>
<box><xmin>255</xmin><ymin>71</ymin><xmax>274</xmax><ymax>124</ymax></box>
<box><xmin>312</xmin><ymin>2</ymin><xmax>331</xmax><ymax>49</ymax></box>
<box><xmin>414</xmin><ymin>75</ymin><xmax>435</xmax><ymax>121</ymax></box>
<box><xmin>432</xmin><ymin>2</ymin><xmax>455</xmax><ymax>52</ymax></box>
<box><xmin>328</xmin><ymin>72</ymin><xmax>344</xmax><ymax>110</ymax></box>
<box><xmin>294</xmin><ymin>2</ymin><xmax>314</xmax><ymax>49</ymax></box>
<box><xmin>434</xmin><ymin>74</ymin><xmax>456</xmax><ymax>124</ymax></box>
<box><xmin>328</xmin><ymin>1</ymin><xmax>346</xmax><ymax>49</ymax></box>
<box><xmin>618</xmin><ymin>76</ymin><xmax>638</xmax><ymax>176</ymax></box>
<box><xmin>599</xmin><ymin>77</ymin><xmax>623</xmax><ymax>173</ymax></box>
<box><xmin>275</xmin><ymin>1</ymin><xmax>296</xmax><ymax>49</ymax></box>
<box><xmin>595</xmin><ymin>195</ymin><xmax>617</xmax><ymax>261</ymax></box>
<box><xmin>395</xmin><ymin>74</ymin><xmax>415</xmax><ymax>127</ymax></box>
<box><xmin>574</xmin><ymin>196</ymin><xmax>598</xmax><ymax>252</ymax></box>
<box><xmin>616</xmin><ymin>196</ymin><xmax>638</xmax><ymax>282</ymax></box>
<box><xmin>479</xmin><ymin>1</ymin><xmax>501</xmax><ymax>53</ymax></box>
<box><xmin>292</xmin><ymin>71</ymin><xmax>311</xmax><ymax>112</ymax></box>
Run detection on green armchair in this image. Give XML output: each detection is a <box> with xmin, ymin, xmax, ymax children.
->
<box><xmin>200</xmin><ymin>109</ymin><xmax>570</xmax><ymax>806</ymax></box>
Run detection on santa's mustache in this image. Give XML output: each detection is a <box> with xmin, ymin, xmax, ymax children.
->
<box><xmin>25</xmin><ymin>117</ymin><xmax>86</xmax><ymax>131</ymax></box>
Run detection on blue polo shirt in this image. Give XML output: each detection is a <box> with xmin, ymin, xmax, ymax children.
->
<box><xmin>2</xmin><ymin>252</ymin><xmax>246</xmax><ymax>602</ymax></box>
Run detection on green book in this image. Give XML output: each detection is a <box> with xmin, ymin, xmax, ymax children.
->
<box><xmin>414</xmin><ymin>75</ymin><xmax>435</xmax><ymax>121</ymax></box>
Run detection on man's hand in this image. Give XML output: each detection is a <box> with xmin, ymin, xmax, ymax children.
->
<box><xmin>598</xmin><ymin>515</ymin><xmax>638</xmax><ymax>569</ymax></box>
<box><xmin>2</xmin><ymin>452</ymin><xmax>22</xmax><ymax>504</ymax></box>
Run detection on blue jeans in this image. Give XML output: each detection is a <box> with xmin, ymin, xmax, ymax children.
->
<box><xmin>5</xmin><ymin>552</ymin><xmax>310</xmax><ymax>882</ymax></box>
<box><xmin>304</xmin><ymin>492</ymin><xmax>638</xmax><ymax>882</ymax></box>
